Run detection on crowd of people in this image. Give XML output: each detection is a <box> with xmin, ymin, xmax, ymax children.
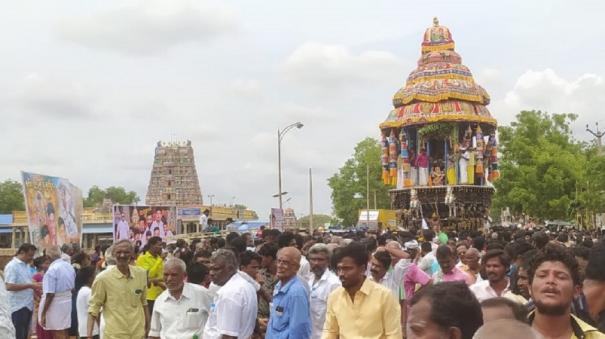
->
<box><xmin>1</xmin><ymin>224</ymin><xmax>605</xmax><ymax>339</ymax></box>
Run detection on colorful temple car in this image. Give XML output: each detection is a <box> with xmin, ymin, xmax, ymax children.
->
<box><xmin>380</xmin><ymin>18</ymin><xmax>500</xmax><ymax>189</ymax></box>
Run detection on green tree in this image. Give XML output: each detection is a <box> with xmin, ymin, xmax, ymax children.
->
<box><xmin>84</xmin><ymin>185</ymin><xmax>140</xmax><ymax>207</ymax></box>
<box><xmin>0</xmin><ymin>179</ymin><xmax>25</xmax><ymax>213</ymax></box>
<box><xmin>296</xmin><ymin>214</ymin><xmax>333</xmax><ymax>228</ymax></box>
<box><xmin>493</xmin><ymin>111</ymin><xmax>587</xmax><ymax>220</ymax></box>
<box><xmin>328</xmin><ymin>137</ymin><xmax>390</xmax><ymax>226</ymax></box>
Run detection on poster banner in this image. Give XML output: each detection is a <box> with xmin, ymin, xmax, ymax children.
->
<box><xmin>270</xmin><ymin>208</ymin><xmax>285</xmax><ymax>231</ymax></box>
<box><xmin>21</xmin><ymin>171</ymin><xmax>83</xmax><ymax>252</ymax></box>
<box><xmin>112</xmin><ymin>205</ymin><xmax>176</xmax><ymax>246</ymax></box>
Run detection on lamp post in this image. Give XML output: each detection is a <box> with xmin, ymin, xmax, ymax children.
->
<box><xmin>207</xmin><ymin>194</ymin><xmax>215</xmax><ymax>206</ymax></box>
<box><xmin>277</xmin><ymin>122</ymin><xmax>304</xmax><ymax>209</ymax></box>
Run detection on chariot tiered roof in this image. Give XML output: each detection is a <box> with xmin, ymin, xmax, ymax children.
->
<box><xmin>381</xmin><ymin>18</ymin><xmax>497</xmax><ymax>128</ymax></box>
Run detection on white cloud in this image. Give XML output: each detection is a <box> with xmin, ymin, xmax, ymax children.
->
<box><xmin>281</xmin><ymin>42</ymin><xmax>405</xmax><ymax>88</ymax></box>
<box><xmin>492</xmin><ymin>69</ymin><xmax>604</xmax><ymax>139</ymax></box>
<box><xmin>56</xmin><ymin>0</ymin><xmax>238</xmax><ymax>56</ymax></box>
<box><xmin>13</xmin><ymin>73</ymin><xmax>94</xmax><ymax>120</ymax></box>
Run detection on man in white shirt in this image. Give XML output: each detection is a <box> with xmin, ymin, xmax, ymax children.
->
<box><xmin>39</xmin><ymin>245</ymin><xmax>76</xmax><ymax>338</ymax></box>
<box><xmin>470</xmin><ymin>249</ymin><xmax>512</xmax><ymax>303</ymax></box>
<box><xmin>149</xmin><ymin>209</ymin><xmax>165</xmax><ymax>238</ymax></box>
<box><xmin>116</xmin><ymin>213</ymin><xmax>130</xmax><ymax>241</ymax></box>
<box><xmin>149</xmin><ymin>258</ymin><xmax>212</xmax><ymax>339</ymax></box>
<box><xmin>199</xmin><ymin>209</ymin><xmax>210</xmax><ymax>232</ymax></box>
<box><xmin>307</xmin><ymin>243</ymin><xmax>340</xmax><ymax>339</ymax></box>
<box><xmin>203</xmin><ymin>249</ymin><xmax>257</xmax><ymax>339</ymax></box>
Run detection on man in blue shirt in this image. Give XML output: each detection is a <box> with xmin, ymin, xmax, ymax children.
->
<box><xmin>4</xmin><ymin>243</ymin><xmax>40</xmax><ymax>339</ymax></box>
<box><xmin>266</xmin><ymin>246</ymin><xmax>311</xmax><ymax>339</ymax></box>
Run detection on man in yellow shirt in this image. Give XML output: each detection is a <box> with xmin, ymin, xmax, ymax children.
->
<box><xmin>322</xmin><ymin>242</ymin><xmax>401</xmax><ymax>339</ymax></box>
<box><xmin>136</xmin><ymin>236</ymin><xmax>165</xmax><ymax>313</ymax></box>
<box><xmin>87</xmin><ymin>240</ymin><xmax>149</xmax><ymax>339</ymax></box>
<box><xmin>527</xmin><ymin>244</ymin><xmax>605</xmax><ymax>339</ymax></box>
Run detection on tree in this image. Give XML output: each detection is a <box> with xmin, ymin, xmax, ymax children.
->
<box><xmin>493</xmin><ymin>111</ymin><xmax>587</xmax><ymax>220</ymax></box>
<box><xmin>0</xmin><ymin>179</ymin><xmax>25</xmax><ymax>213</ymax></box>
<box><xmin>296</xmin><ymin>214</ymin><xmax>333</xmax><ymax>229</ymax></box>
<box><xmin>84</xmin><ymin>185</ymin><xmax>140</xmax><ymax>207</ymax></box>
<box><xmin>328</xmin><ymin>137</ymin><xmax>391</xmax><ymax>226</ymax></box>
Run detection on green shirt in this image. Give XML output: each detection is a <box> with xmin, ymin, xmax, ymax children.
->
<box><xmin>88</xmin><ymin>265</ymin><xmax>148</xmax><ymax>339</ymax></box>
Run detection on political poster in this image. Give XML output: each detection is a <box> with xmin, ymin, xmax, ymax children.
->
<box><xmin>112</xmin><ymin>205</ymin><xmax>176</xmax><ymax>246</ymax></box>
<box><xmin>270</xmin><ymin>208</ymin><xmax>285</xmax><ymax>231</ymax></box>
<box><xmin>21</xmin><ymin>171</ymin><xmax>83</xmax><ymax>252</ymax></box>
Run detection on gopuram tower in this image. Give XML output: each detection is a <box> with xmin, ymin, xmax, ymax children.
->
<box><xmin>379</xmin><ymin>18</ymin><xmax>499</xmax><ymax>230</ymax></box>
<box><xmin>145</xmin><ymin>140</ymin><xmax>203</xmax><ymax>206</ymax></box>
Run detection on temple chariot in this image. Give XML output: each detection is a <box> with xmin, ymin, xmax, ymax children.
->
<box><xmin>379</xmin><ymin>18</ymin><xmax>500</xmax><ymax>230</ymax></box>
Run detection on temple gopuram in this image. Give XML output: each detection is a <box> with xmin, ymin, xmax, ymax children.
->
<box><xmin>380</xmin><ymin>18</ymin><xmax>499</xmax><ymax>230</ymax></box>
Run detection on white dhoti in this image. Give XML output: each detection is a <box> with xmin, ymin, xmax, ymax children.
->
<box><xmin>397</xmin><ymin>167</ymin><xmax>404</xmax><ymax>189</ymax></box>
<box><xmin>39</xmin><ymin>290</ymin><xmax>72</xmax><ymax>330</ymax></box>
<box><xmin>459</xmin><ymin>159</ymin><xmax>468</xmax><ymax>184</ymax></box>
<box><xmin>418</xmin><ymin>167</ymin><xmax>429</xmax><ymax>186</ymax></box>
<box><xmin>411</xmin><ymin>167</ymin><xmax>418</xmax><ymax>185</ymax></box>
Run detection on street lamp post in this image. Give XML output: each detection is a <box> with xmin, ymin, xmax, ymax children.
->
<box><xmin>277</xmin><ymin>122</ymin><xmax>304</xmax><ymax>209</ymax></box>
<box><xmin>207</xmin><ymin>194</ymin><xmax>215</xmax><ymax>206</ymax></box>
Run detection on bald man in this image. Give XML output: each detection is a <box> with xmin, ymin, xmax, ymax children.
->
<box><xmin>473</xmin><ymin>319</ymin><xmax>542</xmax><ymax>339</ymax></box>
<box><xmin>463</xmin><ymin>248</ymin><xmax>482</xmax><ymax>284</ymax></box>
<box><xmin>266</xmin><ymin>247</ymin><xmax>311</xmax><ymax>339</ymax></box>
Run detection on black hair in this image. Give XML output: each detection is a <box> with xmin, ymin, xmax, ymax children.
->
<box><xmin>472</xmin><ymin>236</ymin><xmax>485</xmax><ymax>251</ymax></box>
<box><xmin>76</xmin><ymin>266</ymin><xmax>96</xmax><ymax>288</ymax></box>
<box><xmin>240</xmin><ymin>250</ymin><xmax>262</xmax><ymax>267</ymax></box>
<box><xmin>572</xmin><ymin>246</ymin><xmax>590</xmax><ymax>261</ymax></box>
<box><xmin>481</xmin><ymin>249</ymin><xmax>511</xmax><ymax>268</ymax></box>
<box><xmin>336</xmin><ymin>242</ymin><xmax>369</xmax><ymax>268</ymax></box>
<box><xmin>423</xmin><ymin>230</ymin><xmax>435</xmax><ymax>242</ymax></box>
<box><xmin>436</xmin><ymin>244</ymin><xmax>454</xmax><ymax>260</ymax></box>
<box><xmin>480</xmin><ymin>297</ymin><xmax>528</xmax><ymax>322</ymax></box>
<box><xmin>16</xmin><ymin>243</ymin><xmax>36</xmax><ymax>255</ymax></box>
<box><xmin>277</xmin><ymin>232</ymin><xmax>296</xmax><ymax>248</ymax></box>
<box><xmin>421</xmin><ymin>241</ymin><xmax>432</xmax><ymax>253</ymax></box>
<box><xmin>194</xmin><ymin>249</ymin><xmax>212</xmax><ymax>259</ymax></box>
<box><xmin>513</xmin><ymin>240</ymin><xmax>534</xmax><ymax>260</ymax></box>
<box><xmin>528</xmin><ymin>243</ymin><xmax>580</xmax><ymax>286</ymax></box>
<box><xmin>267</xmin><ymin>229</ymin><xmax>281</xmax><ymax>238</ymax></box>
<box><xmin>33</xmin><ymin>255</ymin><xmax>49</xmax><ymax>270</ymax></box>
<box><xmin>557</xmin><ymin>232</ymin><xmax>569</xmax><ymax>243</ymax></box>
<box><xmin>216</xmin><ymin>237</ymin><xmax>226</xmax><ymax>248</ymax></box>
<box><xmin>582</xmin><ymin>238</ymin><xmax>594</xmax><ymax>249</ymax></box>
<box><xmin>228</xmin><ymin>237</ymin><xmax>247</xmax><ymax>256</ymax></box>
<box><xmin>532</xmin><ymin>231</ymin><xmax>549</xmax><ymax>250</ymax></box>
<box><xmin>72</xmin><ymin>252</ymin><xmax>90</xmax><ymax>266</ymax></box>
<box><xmin>366</xmin><ymin>237</ymin><xmax>378</xmax><ymax>253</ymax></box>
<box><xmin>226</xmin><ymin>232</ymin><xmax>240</xmax><ymax>246</ymax></box>
<box><xmin>147</xmin><ymin>236</ymin><xmax>162</xmax><ymax>247</ymax></box>
<box><xmin>187</xmin><ymin>262</ymin><xmax>209</xmax><ymax>285</ymax></box>
<box><xmin>486</xmin><ymin>240</ymin><xmax>504</xmax><ymax>251</ymax></box>
<box><xmin>258</xmin><ymin>242</ymin><xmax>279</xmax><ymax>259</ymax></box>
<box><xmin>585</xmin><ymin>241</ymin><xmax>605</xmax><ymax>281</ymax></box>
<box><xmin>293</xmin><ymin>233</ymin><xmax>304</xmax><ymax>249</ymax></box>
<box><xmin>372</xmin><ymin>250</ymin><xmax>392</xmax><ymax>270</ymax></box>
<box><xmin>411</xmin><ymin>282</ymin><xmax>483</xmax><ymax>339</ymax></box>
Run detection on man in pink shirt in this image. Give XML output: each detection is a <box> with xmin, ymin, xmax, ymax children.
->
<box><xmin>415</xmin><ymin>148</ymin><xmax>430</xmax><ymax>186</ymax></box>
<box><xmin>433</xmin><ymin>245</ymin><xmax>473</xmax><ymax>285</ymax></box>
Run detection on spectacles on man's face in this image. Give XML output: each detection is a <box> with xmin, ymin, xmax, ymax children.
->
<box><xmin>276</xmin><ymin>259</ymin><xmax>293</xmax><ymax>267</ymax></box>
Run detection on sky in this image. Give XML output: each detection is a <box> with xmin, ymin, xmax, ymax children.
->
<box><xmin>2</xmin><ymin>0</ymin><xmax>605</xmax><ymax>219</ymax></box>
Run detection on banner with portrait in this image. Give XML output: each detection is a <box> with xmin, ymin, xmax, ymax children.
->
<box><xmin>21</xmin><ymin>171</ymin><xmax>83</xmax><ymax>252</ymax></box>
<box><xmin>112</xmin><ymin>205</ymin><xmax>176</xmax><ymax>246</ymax></box>
<box><xmin>270</xmin><ymin>208</ymin><xmax>285</xmax><ymax>231</ymax></box>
